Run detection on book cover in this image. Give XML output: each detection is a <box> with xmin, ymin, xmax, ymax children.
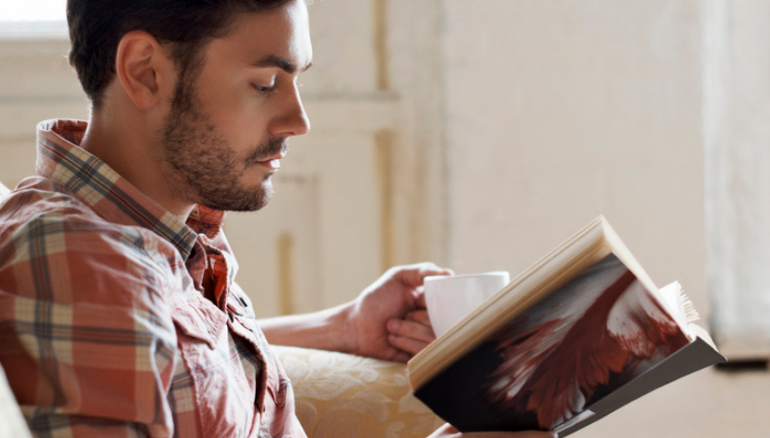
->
<box><xmin>413</xmin><ymin>253</ymin><xmax>723</xmax><ymax>435</ymax></box>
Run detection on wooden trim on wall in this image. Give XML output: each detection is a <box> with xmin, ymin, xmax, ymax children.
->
<box><xmin>373</xmin><ymin>0</ymin><xmax>390</xmax><ymax>91</ymax></box>
<box><xmin>375</xmin><ymin>129</ymin><xmax>395</xmax><ymax>272</ymax></box>
<box><xmin>277</xmin><ymin>233</ymin><xmax>296</xmax><ymax>315</ymax></box>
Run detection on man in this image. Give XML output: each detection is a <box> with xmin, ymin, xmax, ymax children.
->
<box><xmin>0</xmin><ymin>0</ymin><xmax>554</xmax><ymax>437</ymax></box>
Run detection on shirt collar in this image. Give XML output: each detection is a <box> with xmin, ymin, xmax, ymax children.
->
<box><xmin>35</xmin><ymin>119</ymin><xmax>226</xmax><ymax>261</ymax></box>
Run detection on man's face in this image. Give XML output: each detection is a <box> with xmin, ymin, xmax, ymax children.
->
<box><xmin>158</xmin><ymin>0</ymin><xmax>312</xmax><ymax>212</ymax></box>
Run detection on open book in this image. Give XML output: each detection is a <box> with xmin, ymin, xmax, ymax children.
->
<box><xmin>407</xmin><ymin>216</ymin><xmax>725</xmax><ymax>436</ymax></box>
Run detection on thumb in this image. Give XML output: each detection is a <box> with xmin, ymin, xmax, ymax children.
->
<box><xmin>395</xmin><ymin>262</ymin><xmax>454</xmax><ymax>288</ymax></box>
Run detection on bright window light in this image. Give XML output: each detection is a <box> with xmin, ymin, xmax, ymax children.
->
<box><xmin>0</xmin><ymin>0</ymin><xmax>67</xmax><ymax>22</ymax></box>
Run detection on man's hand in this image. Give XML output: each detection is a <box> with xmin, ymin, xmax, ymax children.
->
<box><xmin>428</xmin><ymin>424</ymin><xmax>557</xmax><ymax>438</ymax></box>
<box><xmin>258</xmin><ymin>261</ymin><xmax>452</xmax><ymax>360</ymax></box>
<box><xmin>347</xmin><ymin>262</ymin><xmax>453</xmax><ymax>362</ymax></box>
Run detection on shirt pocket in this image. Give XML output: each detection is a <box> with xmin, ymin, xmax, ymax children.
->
<box><xmin>265</xmin><ymin>360</ymin><xmax>290</xmax><ymax>409</ymax></box>
<box><xmin>171</xmin><ymin>294</ymin><xmax>225</xmax><ymax>350</ymax></box>
<box><xmin>226</xmin><ymin>294</ymin><xmax>262</xmax><ymax>348</ymax></box>
<box><xmin>263</xmin><ymin>354</ymin><xmax>297</xmax><ymax>437</ymax></box>
<box><xmin>171</xmin><ymin>294</ymin><xmax>254</xmax><ymax>437</ymax></box>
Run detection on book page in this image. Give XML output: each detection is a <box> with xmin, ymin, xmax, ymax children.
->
<box><xmin>410</xmin><ymin>216</ymin><xmax>611</xmax><ymax>386</ymax></box>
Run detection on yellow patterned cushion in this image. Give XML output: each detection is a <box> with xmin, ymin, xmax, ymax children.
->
<box><xmin>273</xmin><ymin>346</ymin><xmax>444</xmax><ymax>438</ymax></box>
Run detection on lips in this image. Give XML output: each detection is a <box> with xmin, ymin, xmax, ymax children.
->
<box><xmin>254</xmin><ymin>152</ymin><xmax>285</xmax><ymax>170</ymax></box>
<box><xmin>259</xmin><ymin>158</ymin><xmax>281</xmax><ymax>170</ymax></box>
<box><xmin>256</xmin><ymin>152</ymin><xmax>286</xmax><ymax>162</ymax></box>
<box><xmin>247</xmin><ymin>138</ymin><xmax>288</xmax><ymax>168</ymax></box>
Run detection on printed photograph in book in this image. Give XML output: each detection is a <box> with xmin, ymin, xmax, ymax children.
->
<box><xmin>417</xmin><ymin>254</ymin><xmax>691</xmax><ymax>432</ymax></box>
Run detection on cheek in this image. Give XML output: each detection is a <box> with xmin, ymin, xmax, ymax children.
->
<box><xmin>197</xmin><ymin>72</ymin><xmax>263</xmax><ymax>146</ymax></box>
<box><xmin>209</xmin><ymin>94</ymin><xmax>271</xmax><ymax>151</ymax></box>
<box><xmin>228</xmin><ymin>108</ymin><xmax>270</xmax><ymax>151</ymax></box>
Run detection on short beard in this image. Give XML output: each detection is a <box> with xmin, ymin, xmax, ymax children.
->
<box><xmin>157</xmin><ymin>64</ymin><xmax>285</xmax><ymax>212</ymax></box>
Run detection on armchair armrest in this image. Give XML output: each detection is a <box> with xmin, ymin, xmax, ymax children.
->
<box><xmin>274</xmin><ymin>346</ymin><xmax>443</xmax><ymax>438</ymax></box>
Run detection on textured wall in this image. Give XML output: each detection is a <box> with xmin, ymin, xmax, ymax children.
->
<box><xmin>443</xmin><ymin>0</ymin><xmax>705</xmax><ymax>310</ymax></box>
<box><xmin>441</xmin><ymin>1</ymin><xmax>768</xmax><ymax>437</ymax></box>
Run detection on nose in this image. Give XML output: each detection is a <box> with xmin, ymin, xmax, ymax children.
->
<box><xmin>270</xmin><ymin>82</ymin><xmax>311</xmax><ymax>138</ymax></box>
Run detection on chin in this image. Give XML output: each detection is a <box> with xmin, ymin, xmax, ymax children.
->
<box><xmin>197</xmin><ymin>183</ymin><xmax>272</xmax><ymax>212</ymax></box>
<box><xmin>253</xmin><ymin>188</ymin><xmax>273</xmax><ymax>211</ymax></box>
<box><xmin>253</xmin><ymin>180</ymin><xmax>274</xmax><ymax>209</ymax></box>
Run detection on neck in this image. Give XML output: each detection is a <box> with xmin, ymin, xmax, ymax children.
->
<box><xmin>80</xmin><ymin>109</ymin><xmax>196</xmax><ymax>221</ymax></box>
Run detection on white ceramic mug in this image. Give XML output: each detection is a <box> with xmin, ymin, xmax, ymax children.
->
<box><xmin>424</xmin><ymin>271</ymin><xmax>511</xmax><ymax>338</ymax></box>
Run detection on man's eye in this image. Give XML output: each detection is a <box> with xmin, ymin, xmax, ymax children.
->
<box><xmin>253</xmin><ymin>83</ymin><xmax>277</xmax><ymax>95</ymax></box>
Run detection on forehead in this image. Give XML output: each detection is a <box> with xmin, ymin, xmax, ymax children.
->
<box><xmin>206</xmin><ymin>0</ymin><xmax>312</xmax><ymax>68</ymax></box>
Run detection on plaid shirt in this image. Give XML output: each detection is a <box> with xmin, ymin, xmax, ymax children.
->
<box><xmin>0</xmin><ymin>119</ymin><xmax>306</xmax><ymax>438</ymax></box>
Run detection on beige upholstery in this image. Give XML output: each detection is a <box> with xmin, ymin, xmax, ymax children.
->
<box><xmin>274</xmin><ymin>346</ymin><xmax>443</xmax><ymax>438</ymax></box>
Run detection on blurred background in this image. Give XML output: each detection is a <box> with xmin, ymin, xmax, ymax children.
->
<box><xmin>1</xmin><ymin>0</ymin><xmax>769</xmax><ymax>436</ymax></box>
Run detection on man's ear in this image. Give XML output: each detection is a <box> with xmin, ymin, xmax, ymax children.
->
<box><xmin>114</xmin><ymin>31</ymin><xmax>175</xmax><ymax>110</ymax></box>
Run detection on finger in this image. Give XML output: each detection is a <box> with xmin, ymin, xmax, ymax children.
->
<box><xmin>388</xmin><ymin>318</ymin><xmax>435</xmax><ymax>342</ymax></box>
<box><xmin>388</xmin><ymin>333</ymin><xmax>431</xmax><ymax>355</ymax></box>
<box><xmin>415</xmin><ymin>289</ymin><xmax>428</xmax><ymax>308</ymax></box>
<box><xmin>395</xmin><ymin>262</ymin><xmax>454</xmax><ymax>288</ymax></box>
<box><xmin>406</xmin><ymin>310</ymin><xmax>431</xmax><ymax>326</ymax></box>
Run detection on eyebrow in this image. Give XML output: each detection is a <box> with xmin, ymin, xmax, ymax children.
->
<box><xmin>251</xmin><ymin>55</ymin><xmax>313</xmax><ymax>74</ymax></box>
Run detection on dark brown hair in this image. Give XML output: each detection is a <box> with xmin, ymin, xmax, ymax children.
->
<box><xmin>67</xmin><ymin>0</ymin><xmax>291</xmax><ymax>109</ymax></box>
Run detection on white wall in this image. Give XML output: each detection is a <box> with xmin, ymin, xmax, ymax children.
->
<box><xmin>441</xmin><ymin>1</ymin><xmax>769</xmax><ymax>437</ymax></box>
<box><xmin>443</xmin><ymin>0</ymin><xmax>705</xmax><ymax>311</ymax></box>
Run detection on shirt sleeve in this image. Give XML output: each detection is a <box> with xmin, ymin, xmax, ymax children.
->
<box><xmin>0</xmin><ymin>218</ymin><xmax>180</xmax><ymax>438</ymax></box>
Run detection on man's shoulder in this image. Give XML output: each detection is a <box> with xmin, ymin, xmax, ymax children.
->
<box><xmin>1</xmin><ymin>176</ymin><xmax>152</xmax><ymax>248</ymax></box>
<box><xmin>0</xmin><ymin>176</ymin><xmax>185</xmax><ymax>303</ymax></box>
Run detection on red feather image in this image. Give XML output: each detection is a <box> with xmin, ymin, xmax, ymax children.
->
<box><xmin>484</xmin><ymin>255</ymin><xmax>689</xmax><ymax>430</ymax></box>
